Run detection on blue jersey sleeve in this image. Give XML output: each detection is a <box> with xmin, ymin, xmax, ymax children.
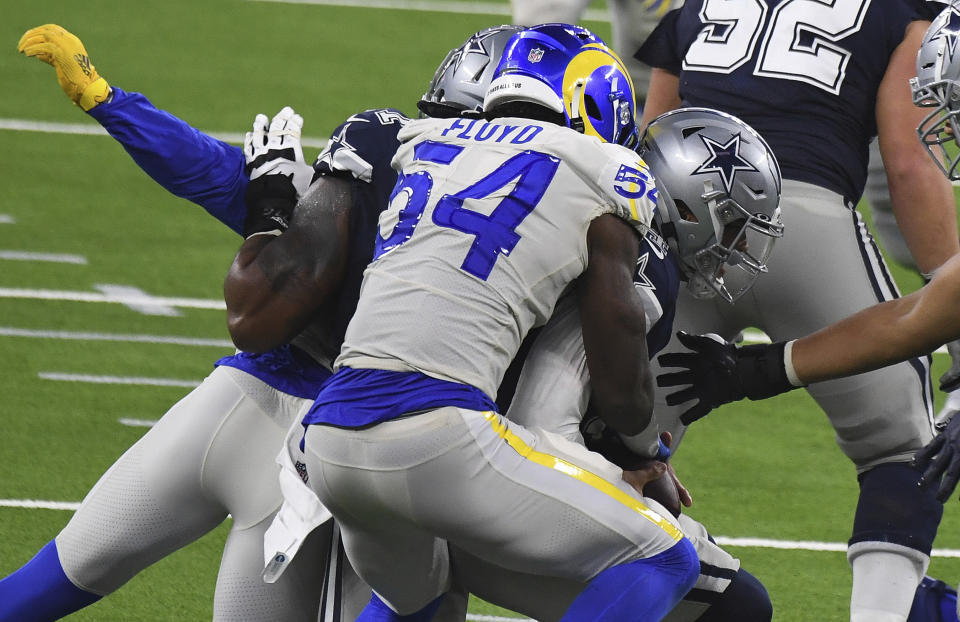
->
<box><xmin>86</xmin><ymin>87</ymin><xmax>248</xmax><ymax>235</ymax></box>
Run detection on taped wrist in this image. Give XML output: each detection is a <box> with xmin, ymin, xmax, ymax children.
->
<box><xmin>736</xmin><ymin>341</ymin><xmax>795</xmax><ymax>400</ymax></box>
<box><xmin>243</xmin><ymin>175</ymin><xmax>297</xmax><ymax>238</ymax></box>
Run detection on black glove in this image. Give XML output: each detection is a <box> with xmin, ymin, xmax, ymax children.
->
<box><xmin>580</xmin><ymin>412</ymin><xmax>668</xmax><ymax>471</ymax></box>
<box><xmin>656</xmin><ymin>331</ymin><xmax>796</xmax><ymax>425</ymax></box>
<box><xmin>914</xmin><ymin>412</ymin><xmax>960</xmax><ymax>503</ymax></box>
<box><xmin>242</xmin><ymin>174</ymin><xmax>298</xmax><ymax>238</ymax></box>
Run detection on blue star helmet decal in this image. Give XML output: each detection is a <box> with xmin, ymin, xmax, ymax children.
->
<box><xmin>692</xmin><ymin>133</ymin><xmax>759</xmax><ymax>194</ymax></box>
<box><xmin>937</xmin><ymin>7</ymin><xmax>960</xmax><ymax>61</ymax></box>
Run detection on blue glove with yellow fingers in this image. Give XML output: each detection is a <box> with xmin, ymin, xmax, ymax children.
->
<box><xmin>18</xmin><ymin>24</ymin><xmax>111</xmax><ymax>111</ymax></box>
<box><xmin>914</xmin><ymin>412</ymin><xmax>960</xmax><ymax>503</ymax></box>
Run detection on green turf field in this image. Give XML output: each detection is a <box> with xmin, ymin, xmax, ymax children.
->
<box><xmin>1</xmin><ymin>1</ymin><xmax>960</xmax><ymax>620</ymax></box>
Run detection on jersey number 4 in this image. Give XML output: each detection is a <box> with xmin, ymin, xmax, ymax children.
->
<box><xmin>374</xmin><ymin>140</ymin><xmax>560</xmax><ymax>280</ymax></box>
<box><xmin>684</xmin><ymin>0</ymin><xmax>872</xmax><ymax>95</ymax></box>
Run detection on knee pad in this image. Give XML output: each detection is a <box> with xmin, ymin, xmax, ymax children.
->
<box><xmin>908</xmin><ymin>577</ymin><xmax>959</xmax><ymax>622</ymax></box>
<box><xmin>850</xmin><ymin>463</ymin><xmax>942</xmax><ymax>556</ymax></box>
<box><xmin>695</xmin><ymin>569</ymin><xmax>772</xmax><ymax>622</ymax></box>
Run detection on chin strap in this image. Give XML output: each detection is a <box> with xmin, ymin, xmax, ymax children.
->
<box><xmin>569</xmin><ymin>78</ymin><xmax>586</xmax><ymax>134</ymax></box>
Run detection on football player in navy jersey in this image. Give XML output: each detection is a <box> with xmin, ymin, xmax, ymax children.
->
<box><xmin>637</xmin><ymin>1</ymin><xmax>960</xmax><ymax>620</ymax></box>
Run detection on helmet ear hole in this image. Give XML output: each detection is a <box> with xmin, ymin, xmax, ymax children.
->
<box><xmin>584</xmin><ymin>94</ymin><xmax>602</xmax><ymax>120</ymax></box>
<box><xmin>675</xmin><ymin>200</ymin><xmax>699</xmax><ymax>223</ymax></box>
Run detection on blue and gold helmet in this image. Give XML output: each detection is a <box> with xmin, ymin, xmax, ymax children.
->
<box><xmin>483</xmin><ymin>23</ymin><xmax>639</xmax><ymax>148</ymax></box>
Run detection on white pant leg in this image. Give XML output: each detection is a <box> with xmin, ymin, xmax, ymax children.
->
<box><xmin>305</xmin><ymin>407</ymin><xmax>686</xmax><ymax>615</ymax></box>
<box><xmin>55</xmin><ymin>366</ymin><xmax>324</xmax><ymax>621</ymax></box>
<box><xmin>650</xmin><ymin>180</ymin><xmax>934</xmax><ymax>468</ymax></box>
<box><xmin>451</xmin><ymin>511</ymin><xmax>738</xmax><ymax>622</ymax></box>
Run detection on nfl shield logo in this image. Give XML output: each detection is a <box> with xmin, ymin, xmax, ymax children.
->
<box><xmin>528</xmin><ymin>48</ymin><xmax>544</xmax><ymax>63</ymax></box>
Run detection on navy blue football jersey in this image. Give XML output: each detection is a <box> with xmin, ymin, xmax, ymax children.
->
<box><xmin>638</xmin><ymin>0</ymin><xmax>931</xmax><ymax>203</ymax></box>
<box><xmin>637</xmin><ymin>227</ymin><xmax>680</xmax><ymax>358</ymax></box>
<box><xmin>311</xmin><ymin>108</ymin><xmax>410</xmax><ymax>348</ymax></box>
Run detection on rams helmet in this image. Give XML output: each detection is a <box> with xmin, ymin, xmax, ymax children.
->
<box><xmin>418</xmin><ymin>25</ymin><xmax>525</xmax><ymax>118</ymax></box>
<box><xmin>638</xmin><ymin>108</ymin><xmax>783</xmax><ymax>302</ymax></box>
<box><xmin>912</xmin><ymin>4</ymin><xmax>960</xmax><ymax>180</ymax></box>
<box><xmin>483</xmin><ymin>23</ymin><xmax>640</xmax><ymax>147</ymax></box>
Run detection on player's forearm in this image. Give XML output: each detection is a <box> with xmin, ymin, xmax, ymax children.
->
<box><xmin>877</xmin><ymin>19</ymin><xmax>958</xmax><ymax>274</ymax></box>
<box><xmin>584</xmin><ymin>308</ymin><xmax>653</xmax><ymax>436</ymax></box>
<box><xmin>580</xmin><ymin>216</ymin><xmax>653</xmax><ymax>435</ymax></box>
<box><xmin>638</xmin><ymin>68</ymin><xmax>680</xmax><ymax>133</ymax></box>
<box><xmin>224</xmin><ymin>236</ymin><xmax>320</xmax><ymax>352</ymax></box>
<box><xmin>886</xmin><ymin>160</ymin><xmax>959</xmax><ymax>275</ymax></box>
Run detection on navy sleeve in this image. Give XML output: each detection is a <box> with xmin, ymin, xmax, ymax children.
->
<box><xmin>311</xmin><ymin>108</ymin><xmax>409</xmax><ymax>351</ymax></box>
<box><xmin>635</xmin><ymin>8</ymin><xmax>685</xmax><ymax>74</ymax></box>
<box><xmin>87</xmin><ymin>87</ymin><xmax>247</xmax><ymax>235</ymax></box>
<box><xmin>918</xmin><ymin>0</ymin><xmax>950</xmax><ymax>21</ymax></box>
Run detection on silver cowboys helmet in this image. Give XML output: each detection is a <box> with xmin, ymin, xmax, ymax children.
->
<box><xmin>911</xmin><ymin>4</ymin><xmax>960</xmax><ymax>180</ymax></box>
<box><xmin>418</xmin><ymin>25</ymin><xmax>524</xmax><ymax>118</ymax></box>
<box><xmin>638</xmin><ymin>107</ymin><xmax>783</xmax><ymax>302</ymax></box>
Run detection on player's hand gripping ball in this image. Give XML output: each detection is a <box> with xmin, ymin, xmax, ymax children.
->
<box><xmin>18</xmin><ymin>24</ymin><xmax>111</xmax><ymax>110</ymax></box>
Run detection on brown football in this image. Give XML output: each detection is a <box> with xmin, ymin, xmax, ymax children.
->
<box><xmin>643</xmin><ymin>470</ymin><xmax>681</xmax><ymax>518</ymax></box>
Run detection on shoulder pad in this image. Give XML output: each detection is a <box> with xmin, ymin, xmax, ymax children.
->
<box><xmin>600</xmin><ymin>147</ymin><xmax>658</xmax><ymax>235</ymax></box>
<box><xmin>314</xmin><ymin>108</ymin><xmax>410</xmax><ymax>183</ymax></box>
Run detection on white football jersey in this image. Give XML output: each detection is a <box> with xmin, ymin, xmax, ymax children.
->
<box><xmin>336</xmin><ymin>116</ymin><xmax>656</xmax><ymax>398</ymax></box>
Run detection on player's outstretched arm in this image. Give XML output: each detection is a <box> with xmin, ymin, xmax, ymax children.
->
<box><xmin>578</xmin><ymin>214</ymin><xmax>652</xmax><ymax>435</ymax></box>
<box><xmin>876</xmin><ymin>19</ymin><xmax>960</xmax><ymax>275</ymax></box>
<box><xmin>18</xmin><ymin>24</ymin><xmax>111</xmax><ymax>110</ymax></box>
<box><xmin>18</xmin><ymin>24</ymin><xmax>254</xmax><ymax>234</ymax></box>
<box><xmin>659</xmin><ymin>253</ymin><xmax>960</xmax><ymax>421</ymax></box>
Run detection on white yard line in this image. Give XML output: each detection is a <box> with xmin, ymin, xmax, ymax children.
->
<box><xmin>3</xmin><ymin>496</ymin><xmax>959</xmax><ymax>560</ymax></box>
<box><xmin>38</xmin><ymin>372</ymin><xmax>201</xmax><ymax>388</ymax></box>
<box><xmin>0</xmin><ymin>118</ymin><xmax>328</xmax><ymax>149</ymax></box>
<box><xmin>0</xmin><ymin>215</ymin><xmax>15</xmax><ymax>224</ymax></box>
<box><xmin>0</xmin><ymin>251</ymin><xmax>86</xmax><ymax>264</ymax></box>
<box><xmin>247</xmin><ymin>0</ymin><xmax>608</xmax><ymax>20</ymax></box>
<box><xmin>0</xmin><ymin>326</ymin><xmax>232</xmax><ymax>348</ymax></box>
<box><xmin>0</xmin><ymin>287</ymin><xmax>225</xmax><ymax>310</ymax></box>
<box><xmin>118</xmin><ymin>418</ymin><xmax>159</xmax><ymax>427</ymax></box>
<box><xmin>0</xmin><ymin>499</ymin><xmax>82</xmax><ymax>511</ymax></box>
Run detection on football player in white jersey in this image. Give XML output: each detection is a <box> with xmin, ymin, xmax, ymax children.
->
<box><xmin>447</xmin><ymin>105</ymin><xmax>783</xmax><ymax>622</ymax></box>
<box><xmin>299</xmin><ymin>24</ymin><xmax>700</xmax><ymax>620</ymax></box>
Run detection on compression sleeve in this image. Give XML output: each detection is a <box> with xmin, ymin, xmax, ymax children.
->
<box><xmin>86</xmin><ymin>86</ymin><xmax>247</xmax><ymax>235</ymax></box>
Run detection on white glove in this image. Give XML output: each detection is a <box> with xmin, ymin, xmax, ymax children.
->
<box><xmin>935</xmin><ymin>339</ymin><xmax>960</xmax><ymax>428</ymax></box>
<box><xmin>243</xmin><ymin>106</ymin><xmax>314</xmax><ymax>198</ymax></box>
